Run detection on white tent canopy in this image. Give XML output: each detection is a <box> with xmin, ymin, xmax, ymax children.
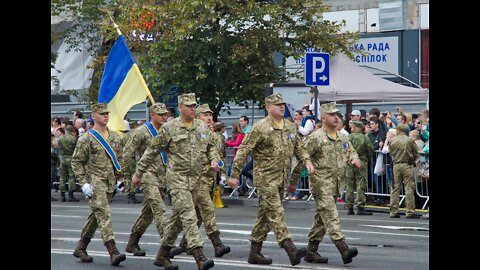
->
<box><xmin>314</xmin><ymin>53</ymin><xmax>429</xmax><ymax>103</ymax></box>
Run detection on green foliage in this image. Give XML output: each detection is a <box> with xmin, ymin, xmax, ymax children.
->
<box><xmin>51</xmin><ymin>0</ymin><xmax>357</xmax><ymax>116</ymax></box>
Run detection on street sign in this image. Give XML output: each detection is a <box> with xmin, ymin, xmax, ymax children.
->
<box><xmin>304</xmin><ymin>52</ymin><xmax>330</xmax><ymax>86</ymax></box>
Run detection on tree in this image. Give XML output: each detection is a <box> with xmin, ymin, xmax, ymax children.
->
<box><xmin>51</xmin><ymin>0</ymin><xmax>357</xmax><ymax>118</ymax></box>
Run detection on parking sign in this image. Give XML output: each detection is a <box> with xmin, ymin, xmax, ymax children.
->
<box><xmin>304</xmin><ymin>52</ymin><xmax>330</xmax><ymax>86</ymax></box>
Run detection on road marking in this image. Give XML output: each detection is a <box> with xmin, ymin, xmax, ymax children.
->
<box><xmin>359</xmin><ymin>224</ymin><xmax>429</xmax><ymax>231</ymax></box>
<box><xmin>51</xmin><ymin>248</ymin><xmax>349</xmax><ymax>270</ymax></box>
<box><xmin>51</xmin><ymin>214</ymin><xmax>83</xmax><ymax>218</ymax></box>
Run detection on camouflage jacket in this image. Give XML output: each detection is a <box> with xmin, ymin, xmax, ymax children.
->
<box><xmin>296</xmin><ymin>127</ymin><xmax>358</xmax><ymax>195</ymax></box>
<box><xmin>348</xmin><ymin>132</ymin><xmax>374</xmax><ymax>163</ymax></box>
<box><xmin>389</xmin><ymin>134</ymin><xmax>419</xmax><ymax>164</ymax></box>
<box><xmin>120</xmin><ymin>124</ymin><xmax>166</xmax><ymax>182</ymax></box>
<box><xmin>230</xmin><ymin>116</ymin><xmax>311</xmax><ymax>188</ymax></box>
<box><xmin>58</xmin><ymin>133</ymin><xmax>77</xmax><ymax>158</ymax></box>
<box><xmin>71</xmin><ymin>129</ymin><xmax>122</xmax><ymax>193</ymax></box>
<box><xmin>135</xmin><ymin>117</ymin><xmax>220</xmax><ymax>190</ymax></box>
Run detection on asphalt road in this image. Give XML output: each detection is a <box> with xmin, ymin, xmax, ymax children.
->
<box><xmin>51</xmin><ymin>193</ymin><xmax>429</xmax><ymax>270</ymax></box>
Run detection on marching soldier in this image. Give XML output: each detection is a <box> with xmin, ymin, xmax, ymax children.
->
<box><xmin>133</xmin><ymin>93</ymin><xmax>220</xmax><ymax>270</ymax></box>
<box><xmin>170</xmin><ymin>104</ymin><xmax>230</xmax><ymax>258</ymax></box>
<box><xmin>71</xmin><ymin>103</ymin><xmax>126</xmax><ymax>266</ymax></box>
<box><xmin>292</xmin><ymin>102</ymin><xmax>360</xmax><ymax>265</ymax></box>
<box><xmin>229</xmin><ymin>93</ymin><xmax>314</xmax><ymax>266</ymax></box>
<box><xmin>121</xmin><ymin>103</ymin><xmax>169</xmax><ymax>256</ymax></box>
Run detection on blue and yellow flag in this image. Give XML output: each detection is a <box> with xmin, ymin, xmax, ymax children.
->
<box><xmin>98</xmin><ymin>35</ymin><xmax>152</xmax><ymax>132</ymax></box>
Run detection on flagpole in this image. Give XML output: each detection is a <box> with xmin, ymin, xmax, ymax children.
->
<box><xmin>104</xmin><ymin>11</ymin><xmax>156</xmax><ymax>105</ymax></box>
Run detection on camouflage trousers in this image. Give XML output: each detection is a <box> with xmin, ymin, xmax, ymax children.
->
<box><xmin>390</xmin><ymin>163</ymin><xmax>416</xmax><ymax>216</ymax></box>
<box><xmin>161</xmin><ymin>188</ymin><xmax>204</xmax><ymax>250</ymax></box>
<box><xmin>131</xmin><ymin>184</ymin><xmax>167</xmax><ymax>238</ymax></box>
<box><xmin>345</xmin><ymin>163</ymin><xmax>368</xmax><ymax>208</ymax></box>
<box><xmin>308</xmin><ymin>180</ymin><xmax>345</xmax><ymax>242</ymax></box>
<box><xmin>59</xmin><ymin>158</ymin><xmax>76</xmax><ymax>192</ymax></box>
<box><xmin>193</xmin><ymin>183</ymin><xmax>219</xmax><ymax>235</ymax></box>
<box><xmin>250</xmin><ymin>185</ymin><xmax>292</xmax><ymax>245</ymax></box>
<box><xmin>81</xmin><ymin>191</ymin><xmax>115</xmax><ymax>243</ymax></box>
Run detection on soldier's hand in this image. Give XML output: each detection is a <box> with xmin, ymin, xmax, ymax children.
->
<box><xmin>351</xmin><ymin>159</ymin><xmax>361</xmax><ymax>168</ymax></box>
<box><xmin>287</xmin><ymin>183</ymin><xmax>297</xmax><ymax>193</ymax></box>
<box><xmin>306</xmin><ymin>162</ymin><xmax>315</xmax><ymax>175</ymax></box>
<box><xmin>82</xmin><ymin>183</ymin><xmax>93</xmax><ymax>198</ymax></box>
<box><xmin>132</xmin><ymin>175</ymin><xmax>142</xmax><ymax>187</ymax></box>
<box><xmin>210</xmin><ymin>161</ymin><xmax>220</xmax><ymax>171</ymax></box>
<box><xmin>228</xmin><ymin>177</ymin><xmax>239</xmax><ymax>189</ymax></box>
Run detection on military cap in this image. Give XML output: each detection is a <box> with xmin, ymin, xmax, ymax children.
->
<box><xmin>150</xmin><ymin>102</ymin><xmax>168</xmax><ymax>114</ymax></box>
<box><xmin>215</xmin><ymin>121</ymin><xmax>226</xmax><ymax>129</ymax></box>
<box><xmin>178</xmin><ymin>93</ymin><xmax>197</xmax><ymax>105</ymax></box>
<box><xmin>265</xmin><ymin>93</ymin><xmax>286</xmax><ymax>106</ymax></box>
<box><xmin>91</xmin><ymin>103</ymin><xmax>110</xmax><ymax>113</ymax></box>
<box><xmin>196</xmin><ymin>103</ymin><xmax>213</xmax><ymax>114</ymax></box>
<box><xmin>395</xmin><ymin>124</ymin><xmax>409</xmax><ymax>134</ymax></box>
<box><xmin>351</xmin><ymin>121</ymin><xmax>364</xmax><ymax>129</ymax></box>
<box><xmin>320</xmin><ymin>102</ymin><xmax>340</xmax><ymax>114</ymax></box>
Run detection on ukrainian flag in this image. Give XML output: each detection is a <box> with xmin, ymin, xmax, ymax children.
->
<box><xmin>98</xmin><ymin>35</ymin><xmax>152</xmax><ymax>132</ymax></box>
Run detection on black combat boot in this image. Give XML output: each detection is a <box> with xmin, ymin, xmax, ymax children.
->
<box><xmin>356</xmin><ymin>207</ymin><xmax>372</xmax><ymax>215</ymax></box>
<box><xmin>68</xmin><ymin>190</ymin><xmax>79</xmax><ymax>202</ymax></box>
<box><xmin>280</xmin><ymin>238</ymin><xmax>307</xmax><ymax>266</ymax></box>
<box><xmin>128</xmin><ymin>193</ymin><xmax>142</xmax><ymax>203</ymax></box>
<box><xmin>347</xmin><ymin>206</ymin><xmax>354</xmax><ymax>215</ymax></box>
<box><xmin>104</xmin><ymin>239</ymin><xmax>126</xmax><ymax>266</ymax></box>
<box><xmin>207</xmin><ymin>230</ymin><xmax>230</xmax><ymax>257</ymax></box>
<box><xmin>333</xmin><ymin>238</ymin><xmax>358</xmax><ymax>264</ymax></box>
<box><xmin>191</xmin><ymin>247</ymin><xmax>214</xmax><ymax>270</ymax></box>
<box><xmin>169</xmin><ymin>235</ymin><xmax>187</xmax><ymax>258</ymax></box>
<box><xmin>60</xmin><ymin>192</ymin><xmax>66</xmax><ymax>202</ymax></box>
<box><xmin>72</xmin><ymin>237</ymin><xmax>93</xmax><ymax>262</ymax></box>
<box><xmin>125</xmin><ymin>232</ymin><xmax>146</xmax><ymax>256</ymax></box>
<box><xmin>153</xmin><ymin>245</ymin><xmax>179</xmax><ymax>270</ymax></box>
<box><xmin>247</xmin><ymin>241</ymin><xmax>272</xmax><ymax>265</ymax></box>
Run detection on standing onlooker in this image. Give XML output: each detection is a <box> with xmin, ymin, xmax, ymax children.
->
<box><xmin>58</xmin><ymin>125</ymin><xmax>79</xmax><ymax>202</ymax></box>
<box><xmin>239</xmin><ymin>115</ymin><xmax>252</xmax><ymax>134</ymax></box>
<box><xmin>388</xmin><ymin>124</ymin><xmax>420</xmax><ymax>219</ymax></box>
<box><xmin>225</xmin><ymin>122</ymin><xmax>245</xmax><ymax>158</ymax></box>
<box><xmin>292</xmin><ymin>102</ymin><xmax>360</xmax><ymax>265</ymax></box>
<box><xmin>229</xmin><ymin>93</ymin><xmax>314</xmax><ymax>266</ymax></box>
<box><xmin>367</xmin><ymin>116</ymin><xmax>386</xmax><ymax>205</ymax></box>
<box><xmin>307</xmin><ymin>87</ymin><xmax>321</xmax><ymax>121</ymax></box>
<box><xmin>345</xmin><ymin>121</ymin><xmax>374</xmax><ymax>215</ymax></box>
<box><xmin>122</xmin><ymin>103</ymin><xmax>169</xmax><ymax>257</ymax></box>
<box><xmin>71</xmin><ymin>103</ymin><xmax>126</xmax><ymax>265</ymax></box>
<box><xmin>135</xmin><ymin>93</ymin><xmax>219</xmax><ymax>270</ymax></box>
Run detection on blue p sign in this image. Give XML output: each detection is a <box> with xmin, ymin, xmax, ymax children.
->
<box><xmin>304</xmin><ymin>52</ymin><xmax>330</xmax><ymax>86</ymax></box>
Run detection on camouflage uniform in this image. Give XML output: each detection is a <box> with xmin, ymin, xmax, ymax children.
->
<box><xmin>71</xmin><ymin>104</ymin><xmax>123</xmax><ymax>243</ymax></box>
<box><xmin>134</xmin><ymin>95</ymin><xmax>220</xmax><ymax>252</ymax></box>
<box><xmin>230</xmin><ymin>94</ymin><xmax>311</xmax><ymax>246</ymax></box>
<box><xmin>58</xmin><ymin>130</ymin><xmax>78</xmax><ymax>193</ymax></box>
<box><xmin>121</xmin><ymin>103</ymin><xmax>169</xmax><ymax>248</ymax></box>
<box><xmin>389</xmin><ymin>124</ymin><xmax>419</xmax><ymax>217</ymax></box>
<box><xmin>293</xmin><ymin>102</ymin><xmax>359</xmax><ymax>243</ymax></box>
<box><xmin>121</xmin><ymin>129</ymin><xmax>138</xmax><ymax>197</ymax></box>
<box><xmin>345</xmin><ymin>121</ymin><xmax>374</xmax><ymax>209</ymax></box>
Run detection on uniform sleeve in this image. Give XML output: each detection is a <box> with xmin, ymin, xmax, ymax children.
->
<box><xmin>71</xmin><ymin>138</ymin><xmax>89</xmax><ymax>186</ymax></box>
<box><xmin>346</xmin><ymin>138</ymin><xmax>360</xmax><ymax>163</ymax></box>
<box><xmin>230</xmin><ymin>128</ymin><xmax>259</xmax><ymax>179</ymax></box>
<box><xmin>293</xmin><ymin>132</ymin><xmax>311</xmax><ymax>168</ymax></box>
<box><xmin>206</xmin><ymin>129</ymin><xmax>221</xmax><ymax>164</ymax></box>
<box><xmin>134</xmin><ymin>128</ymin><xmax>166</xmax><ymax>178</ymax></box>
<box><xmin>365</xmin><ymin>137</ymin><xmax>375</xmax><ymax>159</ymax></box>
<box><xmin>119</xmin><ymin>131</ymin><xmax>141</xmax><ymax>176</ymax></box>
